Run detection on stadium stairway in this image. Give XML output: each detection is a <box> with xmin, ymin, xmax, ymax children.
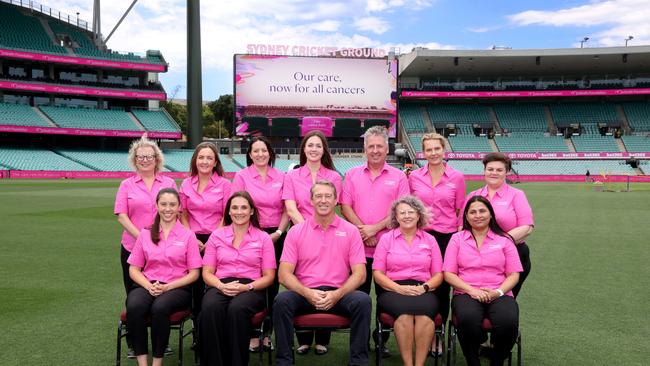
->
<box><xmin>127</xmin><ymin>112</ymin><xmax>147</xmax><ymax>131</ymax></box>
<box><xmin>565</xmin><ymin>138</ymin><xmax>577</xmax><ymax>152</ymax></box>
<box><xmin>33</xmin><ymin>107</ymin><xmax>58</xmax><ymax>127</ymax></box>
<box><xmin>615</xmin><ymin>139</ymin><xmax>627</xmax><ymax>152</ymax></box>
<box><xmin>420</xmin><ymin>105</ymin><xmax>435</xmax><ymax>132</ymax></box>
<box><xmin>38</xmin><ymin>18</ymin><xmax>75</xmax><ymax>55</ymax></box>
<box><xmin>616</xmin><ymin>105</ymin><xmax>632</xmax><ymax>134</ymax></box>
<box><xmin>488</xmin><ymin>107</ymin><xmax>502</xmax><ymax>133</ymax></box>
<box><xmin>52</xmin><ymin>150</ymin><xmax>98</xmax><ymax>171</ymax></box>
<box><xmin>488</xmin><ymin>139</ymin><xmax>499</xmax><ymax>152</ymax></box>
<box><xmin>543</xmin><ymin>106</ymin><xmax>557</xmax><ymax>134</ymax></box>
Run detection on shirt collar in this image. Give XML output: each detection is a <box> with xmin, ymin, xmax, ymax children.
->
<box><xmin>460</xmin><ymin>229</ymin><xmax>497</xmax><ymax>241</ymax></box>
<box><xmin>392</xmin><ymin>228</ymin><xmax>424</xmax><ymax>241</ymax></box>
<box><xmin>134</xmin><ymin>173</ymin><xmax>164</xmax><ymax>183</ymax></box>
<box><xmin>191</xmin><ymin>172</ymin><xmax>221</xmax><ymax>188</ymax></box>
<box><xmin>308</xmin><ymin>215</ymin><xmax>341</xmax><ymax>230</ymax></box>
<box><xmin>249</xmin><ymin>165</ymin><xmax>277</xmax><ymax>180</ymax></box>
<box><xmin>480</xmin><ymin>183</ymin><xmax>508</xmax><ymax>198</ymax></box>
<box><xmin>363</xmin><ymin>162</ymin><xmax>389</xmax><ymax>174</ymax></box>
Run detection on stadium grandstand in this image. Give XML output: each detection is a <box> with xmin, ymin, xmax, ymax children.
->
<box><xmin>0</xmin><ymin>0</ymin><xmax>648</xmax><ymax>182</ymax></box>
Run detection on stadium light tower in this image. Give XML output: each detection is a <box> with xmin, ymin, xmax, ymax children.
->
<box><xmin>187</xmin><ymin>0</ymin><xmax>203</xmax><ymax>148</ymax></box>
<box><xmin>580</xmin><ymin>37</ymin><xmax>589</xmax><ymax>48</ymax></box>
<box><xmin>625</xmin><ymin>36</ymin><xmax>634</xmax><ymax>46</ymax></box>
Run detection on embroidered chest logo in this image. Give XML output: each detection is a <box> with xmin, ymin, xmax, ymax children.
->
<box><xmin>335</xmin><ymin>231</ymin><xmax>347</xmax><ymax>237</ymax></box>
<box><xmin>384</xmin><ymin>180</ymin><xmax>396</xmax><ymax>186</ymax></box>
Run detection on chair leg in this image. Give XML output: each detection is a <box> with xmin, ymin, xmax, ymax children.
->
<box><xmin>376</xmin><ymin>321</ymin><xmax>383</xmax><ymax>366</ymax></box>
<box><xmin>446</xmin><ymin>324</ymin><xmax>455</xmax><ymax>366</ymax></box>
<box><xmin>116</xmin><ymin>321</ymin><xmax>123</xmax><ymax>366</ymax></box>
<box><xmin>258</xmin><ymin>320</ymin><xmax>265</xmax><ymax>366</ymax></box>
<box><xmin>178</xmin><ymin>320</ymin><xmax>184</xmax><ymax>366</ymax></box>
<box><xmin>517</xmin><ymin>330</ymin><xmax>522</xmax><ymax>366</ymax></box>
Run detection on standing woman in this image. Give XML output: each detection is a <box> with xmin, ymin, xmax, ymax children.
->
<box><xmin>115</xmin><ymin>136</ymin><xmax>177</xmax><ymax>296</ymax></box>
<box><xmin>464</xmin><ymin>153</ymin><xmax>533</xmax><ymax>297</ymax></box>
<box><xmin>443</xmin><ymin>196</ymin><xmax>522</xmax><ymax>366</ymax></box>
<box><xmin>281</xmin><ymin>130</ymin><xmax>341</xmax><ymax>355</ymax></box>
<box><xmin>231</xmin><ymin>136</ymin><xmax>289</xmax><ymax>351</ymax></box>
<box><xmin>372</xmin><ymin>196</ymin><xmax>443</xmax><ymax>366</ymax></box>
<box><xmin>408</xmin><ymin>133</ymin><xmax>465</xmax><ymax>354</ymax></box>
<box><xmin>126</xmin><ymin>188</ymin><xmax>203</xmax><ymax>366</ymax></box>
<box><xmin>199</xmin><ymin>191</ymin><xmax>276</xmax><ymax>366</ymax></box>
<box><xmin>179</xmin><ymin>142</ymin><xmax>232</xmax><ymax>318</ymax></box>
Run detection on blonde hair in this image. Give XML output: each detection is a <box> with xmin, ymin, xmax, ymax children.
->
<box><xmin>421</xmin><ymin>133</ymin><xmax>448</xmax><ymax>151</ymax></box>
<box><xmin>127</xmin><ymin>135</ymin><xmax>165</xmax><ymax>173</ymax></box>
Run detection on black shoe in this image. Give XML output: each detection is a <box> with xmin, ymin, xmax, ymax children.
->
<box><xmin>127</xmin><ymin>348</ymin><xmax>136</xmax><ymax>359</ymax></box>
<box><xmin>164</xmin><ymin>346</ymin><xmax>173</xmax><ymax>356</ymax></box>
<box><xmin>377</xmin><ymin>345</ymin><xmax>390</xmax><ymax>358</ymax></box>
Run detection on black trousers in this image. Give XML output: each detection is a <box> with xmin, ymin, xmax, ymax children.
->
<box><xmin>512</xmin><ymin>243</ymin><xmax>531</xmax><ymax>298</ymax></box>
<box><xmin>359</xmin><ymin>256</ymin><xmax>390</xmax><ymax>345</ymax></box>
<box><xmin>452</xmin><ymin>294</ymin><xmax>519</xmax><ymax>366</ymax></box>
<box><xmin>192</xmin><ymin>233</ymin><xmax>211</xmax><ymax>319</ymax></box>
<box><xmin>120</xmin><ymin>245</ymin><xmax>134</xmax><ymax>295</ymax></box>
<box><xmin>426</xmin><ymin>229</ymin><xmax>455</xmax><ymax>322</ymax></box>
<box><xmin>199</xmin><ymin>279</ymin><xmax>265</xmax><ymax>366</ymax></box>
<box><xmin>126</xmin><ymin>285</ymin><xmax>191</xmax><ymax>358</ymax></box>
<box><xmin>273</xmin><ymin>289</ymin><xmax>371</xmax><ymax>366</ymax></box>
<box><xmin>260</xmin><ymin>227</ymin><xmax>287</xmax><ymax>337</ymax></box>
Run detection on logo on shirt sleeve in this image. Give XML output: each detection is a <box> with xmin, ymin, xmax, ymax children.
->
<box><xmin>335</xmin><ymin>231</ymin><xmax>348</xmax><ymax>237</ymax></box>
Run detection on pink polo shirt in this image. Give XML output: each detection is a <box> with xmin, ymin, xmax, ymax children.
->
<box><xmin>281</xmin><ymin>165</ymin><xmax>342</xmax><ymax>221</ymax></box>
<box><xmin>114</xmin><ymin>174</ymin><xmax>177</xmax><ymax>251</ymax></box>
<box><xmin>203</xmin><ymin>225</ymin><xmax>276</xmax><ymax>280</ymax></box>
<box><xmin>442</xmin><ymin>230</ymin><xmax>522</xmax><ymax>297</ymax></box>
<box><xmin>341</xmin><ymin>162</ymin><xmax>410</xmax><ymax>257</ymax></box>
<box><xmin>127</xmin><ymin>221</ymin><xmax>203</xmax><ymax>284</ymax></box>
<box><xmin>463</xmin><ymin>184</ymin><xmax>534</xmax><ymax>232</ymax></box>
<box><xmin>179</xmin><ymin>174</ymin><xmax>232</xmax><ymax>235</ymax></box>
<box><xmin>280</xmin><ymin>216</ymin><xmax>366</xmax><ymax>288</ymax></box>
<box><xmin>372</xmin><ymin>229</ymin><xmax>443</xmax><ymax>283</ymax></box>
<box><xmin>231</xmin><ymin>165</ymin><xmax>285</xmax><ymax>228</ymax></box>
<box><xmin>409</xmin><ymin>164</ymin><xmax>466</xmax><ymax>233</ymax></box>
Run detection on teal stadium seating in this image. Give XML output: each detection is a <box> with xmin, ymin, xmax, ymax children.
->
<box><xmin>571</xmin><ymin>135</ymin><xmax>620</xmax><ymax>152</ymax></box>
<box><xmin>409</xmin><ymin>133</ymin><xmax>424</xmax><ymax>153</ymax></box>
<box><xmin>132</xmin><ymin>110</ymin><xmax>180</xmax><ymax>132</ymax></box>
<box><xmin>447</xmin><ymin>136</ymin><xmax>493</xmax><ymax>152</ymax></box>
<box><xmin>0</xmin><ymin>103</ymin><xmax>50</xmax><ymax>127</ymax></box>
<box><xmin>446</xmin><ymin>160</ymin><xmax>485</xmax><ymax>175</ymax></box>
<box><xmin>55</xmin><ymin>149</ymin><xmax>132</xmax><ymax>171</ymax></box>
<box><xmin>621</xmin><ymin>136</ymin><xmax>650</xmax><ymax>152</ymax></box>
<box><xmin>0</xmin><ymin>3</ymin><xmax>67</xmax><ymax>54</ymax></box>
<box><xmin>334</xmin><ymin>158</ymin><xmax>366</xmax><ymax>176</ymax></box>
<box><xmin>0</xmin><ymin>147</ymin><xmax>91</xmax><ymax>171</ymax></box>
<box><xmin>622</xmin><ymin>102</ymin><xmax>650</xmax><ymax>131</ymax></box>
<box><xmin>40</xmin><ymin>106</ymin><xmax>140</xmax><ymax>130</ymax></box>
<box><xmin>426</xmin><ymin>104</ymin><xmax>491</xmax><ymax>123</ymax></box>
<box><xmin>493</xmin><ymin>104</ymin><xmax>548</xmax><ymax>132</ymax></box>
<box><xmin>495</xmin><ymin>133</ymin><xmax>569</xmax><ymax>152</ymax></box>
<box><xmin>164</xmin><ymin>150</ymin><xmax>239</xmax><ymax>173</ymax></box>
<box><xmin>550</xmin><ymin>102</ymin><xmax>619</xmax><ymax>124</ymax></box>
<box><xmin>512</xmin><ymin>160</ymin><xmax>636</xmax><ymax>175</ymax></box>
<box><xmin>399</xmin><ymin>104</ymin><xmax>428</xmax><ymax>133</ymax></box>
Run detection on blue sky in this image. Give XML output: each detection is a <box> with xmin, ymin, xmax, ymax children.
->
<box><xmin>47</xmin><ymin>0</ymin><xmax>650</xmax><ymax>100</ymax></box>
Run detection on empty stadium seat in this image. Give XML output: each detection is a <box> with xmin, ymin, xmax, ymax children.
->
<box><xmin>0</xmin><ymin>103</ymin><xmax>50</xmax><ymax>127</ymax></box>
<box><xmin>493</xmin><ymin>104</ymin><xmax>548</xmax><ymax>132</ymax></box>
<box><xmin>0</xmin><ymin>147</ymin><xmax>92</xmax><ymax>171</ymax></box>
<box><xmin>132</xmin><ymin>110</ymin><xmax>180</xmax><ymax>132</ymax></box>
<box><xmin>40</xmin><ymin>106</ymin><xmax>141</xmax><ymax>131</ymax></box>
<box><xmin>622</xmin><ymin>102</ymin><xmax>650</xmax><ymax>132</ymax></box>
<box><xmin>0</xmin><ymin>3</ymin><xmax>67</xmax><ymax>54</ymax></box>
<box><xmin>550</xmin><ymin>103</ymin><xmax>619</xmax><ymax>124</ymax></box>
<box><xmin>55</xmin><ymin>150</ymin><xmax>132</xmax><ymax>171</ymax></box>
<box><xmin>495</xmin><ymin>133</ymin><xmax>569</xmax><ymax>152</ymax></box>
<box><xmin>427</xmin><ymin>104</ymin><xmax>491</xmax><ymax>123</ymax></box>
<box><xmin>448</xmin><ymin>136</ymin><xmax>493</xmax><ymax>152</ymax></box>
<box><xmin>399</xmin><ymin>104</ymin><xmax>428</xmax><ymax>133</ymax></box>
<box><xmin>571</xmin><ymin>135</ymin><xmax>620</xmax><ymax>152</ymax></box>
<box><xmin>512</xmin><ymin>160</ymin><xmax>636</xmax><ymax>175</ymax></box>
<box><xmin>621</xmin><ymin>135</ymin><xmax>650</xmax><ymax>152</ymax></box>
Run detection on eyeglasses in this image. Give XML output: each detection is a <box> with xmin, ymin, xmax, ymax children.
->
<box><xmin>397</xmin><ymin>210</ymin><xmax>417</xmax><ymax>216</ymax></box>
<box><xmin>313</xmin><ymin>194</ymin><xmax>335</xmax><ymax>200</ymax></box>
<box><xmin>136</xmin><ymin>154</ymin><xmax>156</xmax><ymax>162</ymax></box>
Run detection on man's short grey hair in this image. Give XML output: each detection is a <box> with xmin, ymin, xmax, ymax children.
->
<box><xmin>310</xmin><ymin>179</ymin><xmax>338</xmax><ymax>198</ymax></box>
<box><xmin>364</xmin><ymin>125</ymin><xmax>389</xmax><ymax>146</ymax></box>
<box><xmin>389</xmin><ymin>195</ymin><xmax>431</xmax><ymax>229</ymax></box>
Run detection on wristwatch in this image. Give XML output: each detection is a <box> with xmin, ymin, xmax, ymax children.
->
<box><xmin>275</xmin><ymin>229</ymin><xmax>283</xmax><ymax>236</ymax></box>
<box><xmin>247</xmin><ymin>283</ymin><xmax>255</xmax><ymax>291</ymax></box>
<box><xmin>422</xmin><ymin>283</ymin><xmax>430</xmax><ymax>292</ymax></box>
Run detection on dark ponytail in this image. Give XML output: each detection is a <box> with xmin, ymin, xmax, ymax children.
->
<box><xmin>150</xmin><ymin>188</ymin><xmax>180</xmax><ymax>244</ymax></box>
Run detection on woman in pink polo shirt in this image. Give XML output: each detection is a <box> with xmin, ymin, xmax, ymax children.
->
<box><xmin>408</xmin><ymin>133</ymin><xmax>465</xmax><ymax>353</ymax></box>
<box><xmin>464</xmin><ymin>152</ymin><xmax>534</xmax><ymax>297</ymax></box>
<box><xmin>232</xmin><ymin>136</ymin><xmax>289</xmax><ymax>352</ymax></box>
<box><xmin>199</xmin><ymin>191</ymin><xmax>276</xmax><ymax>366</ymax></box>
<box><xmin>126</xmin><ymin>188</ymin><xmax>202</xmax><ymax>366</ymax></box>
<box><xmin>179</xmin><ymin>142</ymin><xmax>231</xmax><ymax>318</ymax></box>
<box><xmin>281</xmin><ymin>130</ymin><xmax>341</xmax><ymax>354</ymax></box>
<box><xmin>373</xmin><ymin>196</ymin><xmax>443</xmax><ymax>366</ymax></box>
<box><xmin>443</xmin><ymin>196</ymin><xmax>522</xmax><ymax>366</ymax></box>
<box><xmin>115</xmin><ymin>136</ymin><xmax>177</xmax><ymax>296</ymax></box>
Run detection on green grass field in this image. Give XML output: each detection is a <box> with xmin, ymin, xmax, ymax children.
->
<box><xmin>0</xmin><ymin>179</ymin><xmax>649</xmax><ymax>365</ymax></box>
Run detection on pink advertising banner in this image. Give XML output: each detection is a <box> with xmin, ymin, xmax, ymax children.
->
<box><xmin>415</xmin><ymin>152</ymin><xmax>650</xmax><ymax>160</ymax></box>
<box><xmin>0</xmin><ymin>125</ymin><xmax>181</xmax><ymax>139</ymax></box>
<box><xmin>301</xmin><ymin>116</ymin><xmax>333</xmax><ymax>137</ymax></box>
<box><xmin>0</xmin><ymin>81</ymin><xmax>166</xmax><ymax>100</ymax></box>
<box><xmin>0</xmin><ymin>48</ymin><xmax>166</xmax><ymax>72</ymax></box>
<box><xmin>462</xmin><ymin>174</ymin><xmax>650</xmax><ymax>183</ymax></box>
<box><xmin>401</xmin><ymin>88</ymin><xmax>650</xmax><ymax>99</ymax></box>
<box><xmin>6</xmin><ymin>170</ymin><xmax>236</xmax><ymax>180</ymax></box>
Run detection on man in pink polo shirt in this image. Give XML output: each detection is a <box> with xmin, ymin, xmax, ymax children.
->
<box><xmin>273</xmin><ymin>180</ymin><xmax>371</xmax><ymax>366</ymax></box>
<box><xmin>341</xmin><ymin>126</ymin><xmax>409</xmax><ymax>355</ymax></box>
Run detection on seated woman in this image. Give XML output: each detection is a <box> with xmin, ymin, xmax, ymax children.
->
<box><xmin>373</xmin><ymin>196</ymin><xmax>443</xmax><ymax>366</ymax></box>
<box><xmin>443</xmin><ymin>196</ymin><xmax>522</xmax><ymax>366</ymax></box>
<box><xmin>126</xmin><ymin>188</ymin><xmax>202</xmax><ymax>366</ymax></box>
<box><xmin>199</xmin><ymin>191</ymin><xmax>276</xmax><ymax>366</ymax></box>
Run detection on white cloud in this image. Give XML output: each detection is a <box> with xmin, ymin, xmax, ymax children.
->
<box><xmin>365</xmin><ymin>0</ymin><xmax>431</xmax><ymax>12</ymax></box>
<box><xmin>309</xmin><ymin>20</ymin><xmax>341</xmax><ymax>32</ymax></box>
<box><xmin>508</xmin><ymin>0</ymin><xmax>650</xmax><ymax>46</ymax></box>
<box><xmin>354</xmin><ymin>16</ymin><xmax>391</xmax><ymax>34</ymax></box>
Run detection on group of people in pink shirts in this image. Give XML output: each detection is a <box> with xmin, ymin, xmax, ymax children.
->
<box><xmin>114</xmin><ymin>127</ymin><xmax>534</xmax><ymax>366</ymax></box>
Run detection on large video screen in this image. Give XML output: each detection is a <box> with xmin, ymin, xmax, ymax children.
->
<box><xmin>234</xmin><ymin>55</ymin><xmax>397</xmax><ymax>138</ymax></box>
